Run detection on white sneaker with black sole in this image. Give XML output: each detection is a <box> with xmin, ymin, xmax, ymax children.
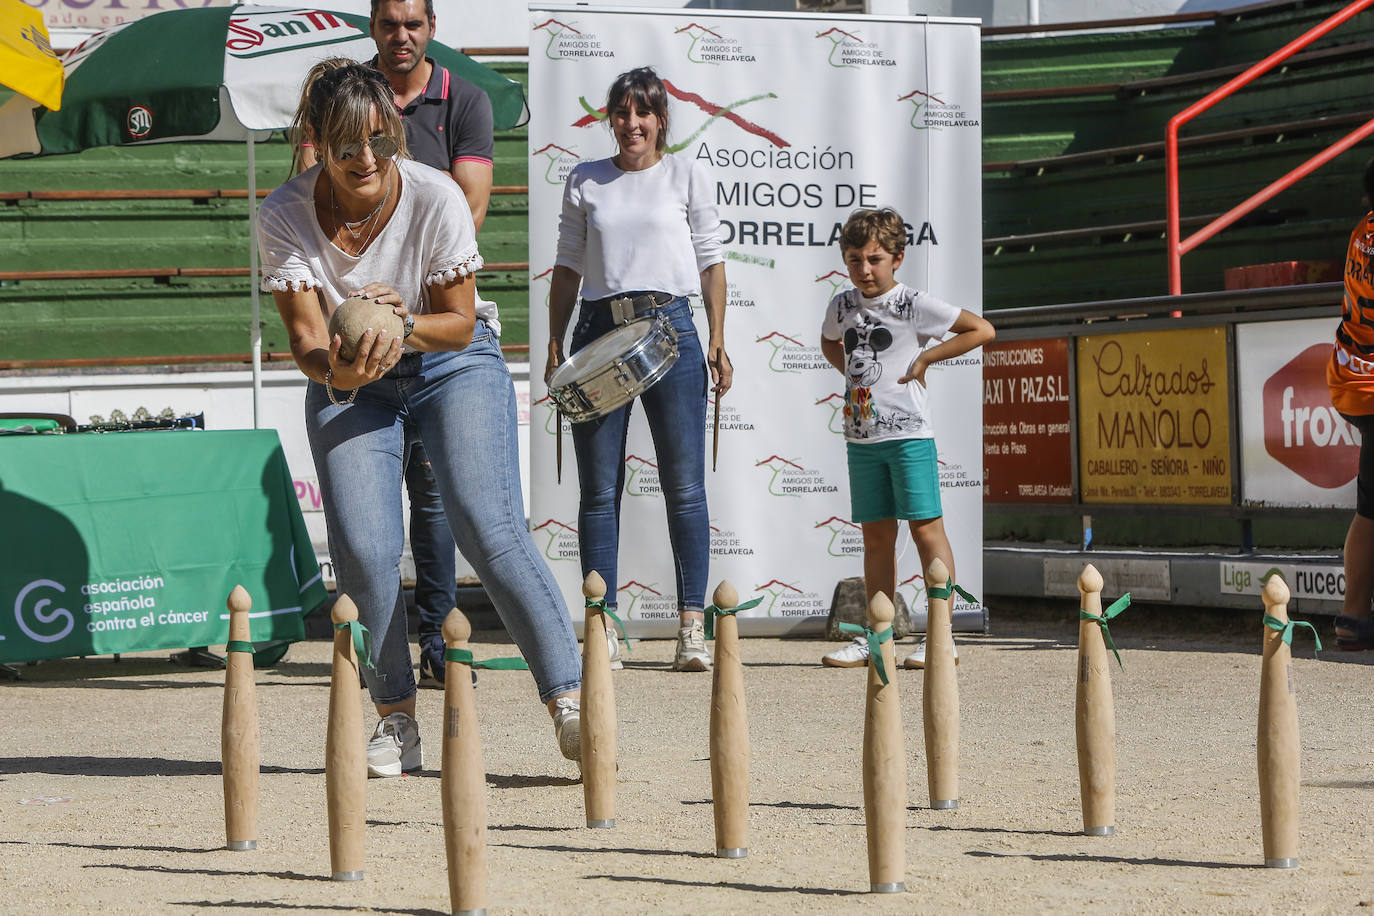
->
<box><xmin>366</xmin><ymin>711</ymin><xmax>422</xmax><ymax>778</ymax></box>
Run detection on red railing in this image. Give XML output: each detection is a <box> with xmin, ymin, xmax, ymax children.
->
<box><xmin>1166</xmin><ymin>0</ymin><xmax>1374</xmax><ymax>295</ymax></box>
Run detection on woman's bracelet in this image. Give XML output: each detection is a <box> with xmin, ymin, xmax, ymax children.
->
<box><xmin>324</xmin><ymin>368</ymin><xmax>358</xmax><ymax>407</ymax></box>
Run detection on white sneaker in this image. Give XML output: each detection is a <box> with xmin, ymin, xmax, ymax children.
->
<box><xmin>552</xmin><ymin>696</ymin><xmax>582</xmax><ymax>763</ymax></box>
<box><xmin>903</xmin><ymin>637</ymin><xmax>960</xmax><ymax>670</ymax></box>
<box><xmin>671</xmin><ymin>621</ymin><xmax>712</xmax><ymax>671</ymax></box>
<box><xmin>821</xmin><ymin>635</ymin><xmax>869</xmax><ymax>667</ymax></box>
<box><xmin>366</xmin><ymin>712</ymin><xmax>422</xmax><ymax>778</ymax></box>
<box><xmin>606</xmin><ymin>625</ymin><xmax>624</xmax><ymax>671</ymax></box>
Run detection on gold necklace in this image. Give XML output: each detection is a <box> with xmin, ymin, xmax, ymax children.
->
<box><xmin>331</xmin><ymin>170</ymin><xmax>391</xmax><ymax>240</ymax></box>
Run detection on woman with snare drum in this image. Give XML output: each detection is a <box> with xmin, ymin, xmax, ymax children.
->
<box><xmin>258</xmin><ymin>65</ymin><xmax>583</xmax><ymax>776</ymax></box>
<box><xmin>546</xmin><ymin>66</ymin><xmax>733</xmax><ymax>672</ymax></box>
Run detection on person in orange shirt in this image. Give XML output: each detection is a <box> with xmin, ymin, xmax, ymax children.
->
<box><xmin>1326</xmin><ymin>157</ymin><xmax>1374</xmax><ymax>651</ymax></box>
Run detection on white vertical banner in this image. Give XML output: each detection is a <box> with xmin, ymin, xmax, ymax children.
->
<box><xmin>527</xmin><ymin>7</ymin><xmax>984</xmax><ymax>635</ymax></box>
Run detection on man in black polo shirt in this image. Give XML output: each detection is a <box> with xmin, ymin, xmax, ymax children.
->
<box><xmin>371</xmin><ymin>0</ymin><xmax>498</xmax><ymax>687</ymax></box>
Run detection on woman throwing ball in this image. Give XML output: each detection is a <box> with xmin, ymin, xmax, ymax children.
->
<box><xmin>258</xmin><ymin>65</ymin><xmax>582</xmax><ymax>776</ymax></box>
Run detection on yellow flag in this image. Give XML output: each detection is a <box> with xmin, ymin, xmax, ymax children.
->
<box><xmin>0</xmin><ymin>0</ymin><xmax>62</xmax><ymax>111</ymax></box>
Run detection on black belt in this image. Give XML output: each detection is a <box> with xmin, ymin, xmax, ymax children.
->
<box><xmin>584</xmin><ymin>290</ymin><xmax>675</xmax><ymax>323</ymax></box>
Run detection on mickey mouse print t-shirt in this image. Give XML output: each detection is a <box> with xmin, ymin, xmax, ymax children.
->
<box><xmin>821</xmin><ymin>281</ymin><xmax>961</xmax><ymax>443</ymax></box>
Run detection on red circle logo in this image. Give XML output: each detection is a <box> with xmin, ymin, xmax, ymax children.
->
<box><xmin>126</xmin><ymin>106</ymin><xmax>152</xmax><ymax>139</ymax></box>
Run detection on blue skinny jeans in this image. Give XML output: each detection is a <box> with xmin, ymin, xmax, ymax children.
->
<box><xmin>305</xmin><ymin>323</ymin><xmax>581</xmax><ymax>705</ymax></box>
<box><xmin>568</xmin><ymin>296</ymin><xmax>709</xmax><ymax>614</ymax></box>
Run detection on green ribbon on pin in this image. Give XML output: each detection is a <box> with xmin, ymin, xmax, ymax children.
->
<box><xmin>333</xmin><ymin>620</ymin><xmax>383</xmax><ymax>678</ymax></box>
<box><xmin>224</xmin><ymin>640</ymin><xmax>255</xmax><ymax>654</ymax></box>
<box><xmin>928</xmin><ymin>581</ymin><xmax>979</xmax><ymax>604</ymax></box>
<box><xmin>1263</xmin><ymin>615</ymin><xmax>1322</xmax><ymax>654</ymax></box>
<box><xmin>1079</xmin><ymin>593</ymin><xmax>1131</xmax><ymax>670</ymax></box>
<box><xmin>838</xmin><ymin>621</ymin><xmax>894</xmax><ymax>686</ymax></box>
<box><xmin>442</xmin><ymin>648</ymin><xmax>530</xmax><ymax>670</ymax></box>
<box><xmin>703</xmin><ymin>596</ymin><xmax>765</xmax><ymax>640</ymax></box>
<box><xmin>585</xmin><ymin>596</ymin><xmax>631</xmax><ymax>655</ymax></box>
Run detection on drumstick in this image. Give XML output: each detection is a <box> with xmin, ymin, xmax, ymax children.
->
<box><xmin>556</xmin><ymin>407</ymin><xmax>563</xmax><ymax>484</ymax></box>
<box><xmin>712</xmin><ymin>395</ymin><xmax>720</xmax><ymax>472</ymax></box>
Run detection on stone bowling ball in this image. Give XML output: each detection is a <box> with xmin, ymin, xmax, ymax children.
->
<box><xmin>327</xmin><ymin>296</ymin><xmax>404</xmax><ymax>362</ymax></box>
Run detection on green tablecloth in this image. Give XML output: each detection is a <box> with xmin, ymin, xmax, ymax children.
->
<box><xmin>0</xmin><ymin>429</ymin><xmax>327</xmax><ymax>663</ymax></box>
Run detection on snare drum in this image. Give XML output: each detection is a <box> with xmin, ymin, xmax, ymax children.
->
<box><xmin>548</xmin><ymin>315</ymin><xmax>680</xmax><ymax>422</ymax></box>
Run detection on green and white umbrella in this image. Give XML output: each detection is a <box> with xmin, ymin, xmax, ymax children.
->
<box><xmin>0</xmin><ymin>4</ymin><xmax>527</xmax><ymax>423</ymax></box>
<box><xmin>0</xmin><ymin>3</ymin><xmax>527</xmax><ymax>155</ymax></box>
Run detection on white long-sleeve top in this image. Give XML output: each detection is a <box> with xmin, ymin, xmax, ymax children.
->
<box><xmin>554</xmin><ymin>154</ymin><xmax>724</xmax><ymax>301</ymax></box>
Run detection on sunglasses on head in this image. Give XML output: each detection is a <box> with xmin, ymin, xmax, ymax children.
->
<box><xmin>337</xmin><ymin>135</ymin><xmax>399</xmax><ymax>161</ymax></box>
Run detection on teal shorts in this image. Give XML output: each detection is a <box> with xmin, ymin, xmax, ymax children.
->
<box><xmin>846</xmin><ymin>438</ymin><xmax>943</xmax><ymax>523</ymax></box>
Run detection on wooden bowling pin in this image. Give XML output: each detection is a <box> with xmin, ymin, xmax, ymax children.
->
<box><xmin>442</xmin><ymin>609</ymin><xmax>489</xmax><ymax>913</ymax></box>
<box><xmin>709</xmin><ymin>580</ymin><xmax>749</xmax><ymax>859</ymax></box>
<box><xmin>326</xmin><ymin>594</ymin><xmax>366</xmax><ymax>881</ymax></box>
<box><xmin>923</xmin><ymin>558</ymin><xmax>959</xmax><ymax>810</ymax></box>
<box><xmin>581</xmin><ymin>571</ymin><xmax>617</xmax><ymax>828</ymax></box>
<box><xmin>862</xmin><ymin>592</ymin><xmax>905</xmax><ymax>893</ymax></box>
<box><xmin>1075</xmin><ymin>564</ymin><xmax>1116</xmax><ymax>836</ymax></box>
<box><xmin>221</xmin><ymin>585</ymin><xmax>259</xmax><ymax>851</ymax></box>
<box><xmin>1258</xmin><ymin>575</ymin><xmax>1299</xmax><ymax>868</ymax></box>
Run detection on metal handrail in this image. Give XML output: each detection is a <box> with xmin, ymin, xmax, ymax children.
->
<box><xmin>1165</xmin><ymin>0</ymin><xmax>1374</xmax><ymax>295</ymax></box>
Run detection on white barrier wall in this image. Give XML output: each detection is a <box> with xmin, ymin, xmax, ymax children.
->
<box><xmin>527</xmin><ymin>6</ymin><xmax>985</xmax><ymax>634</ymax></box>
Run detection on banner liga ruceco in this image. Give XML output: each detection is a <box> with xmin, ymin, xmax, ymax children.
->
<box><xmin>527</xmin><ymin>6</ymin><xmax>984</xmax><ymax>635</ymax></box>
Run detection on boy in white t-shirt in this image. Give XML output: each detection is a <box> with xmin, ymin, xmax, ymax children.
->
<box><xmin>819</xmin><ymin>208</ymin><xmax>994</xmax><ymax>669</ymax></box>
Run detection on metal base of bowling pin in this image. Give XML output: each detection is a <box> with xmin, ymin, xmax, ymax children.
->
<box><xmin>930</xmin><ymin>799</ymin><xmax>958</xmax><ymax>810</ymax></box>
<box><xmin>455</xmin><ymin>909</ymin><xmax>487</xmax><ymax>915</ymax></box>
<box><xmin>587</xmin><ymin>818</ymin><xmax>615</xmax><ymax>829</ymax></box>
<box><xmin>716</xmin><ymin>847</ymin><xmax>748</xmax><ymax>859</ymax></box>
<box><xmin>226</xmin><ymin>840</ymin><xmax>257</xmax><ymax>851</ymax></box>
<box><xmin>331</xmin><ymin>870</ymin><xmax>364</xmax><ymax>882</ymax></box>
<box><xmin>1265</xmin><ymin>857</ymin><xmax>1298</xmax><ymax>869</ymax></box>
<box><xmin>1084</xmin><ymin>826</ymin><xmax>1115</xmax><ymax>836</ymax></box>
<box><xmin>871</xmin><ymin>882</ymin><xmax>905</xmax><ymax>894</ymax></box>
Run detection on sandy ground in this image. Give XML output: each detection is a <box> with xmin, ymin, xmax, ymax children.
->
<box><xmin>1</xmin><ymin>607</ymin><xmax>1371</xmax><ymax>915</ymax></box>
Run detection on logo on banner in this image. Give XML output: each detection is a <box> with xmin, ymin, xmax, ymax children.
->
<box><xmin>532</xmin><ymin>519</ymin><xmax>580</xmax><ymax>563</ymax></box>
<box><xmin>625</xmin><ymin>455</ymin><xmax>662</xmax><ymax>497</ymax></box>
<box><xmin>709</xmin><ymin>521</ymin><xmax>755</xmax><ymax>558</ymax></box>
<box><xmin>755</xmin><ymin>455</ymin><xmax>839</xmax><ymax>498</ymax></box>
<box><xmin>226</xmin><ymin>9</ymin><xmax>358</xmax><ymax>58</ymax></box>
<box><xmin>726</xmin><ymin>282</ymin><xmax>758</xmax><ymax>310</ymax></box>
<box><xmin>754</xmin><ymin>578</ymin><xmax>826</xmax><ymax>617</ymax></box>
<box><xmin>533</xmin><ymin>393</ymin><xmax>571</xmax><ymax>437</ymax></box>
<box><xmin>531</xmin><ymin>143</ymin><xmax>582</xmax><ymax>186</ymax></box>
<box><xmin>1262</xmin><ymin>344</ymin><xmax>1359</xmax><ymax>488</ymax></box>
<box><xmin>814</xmin><ymin>27</ymin><xmax>896</xmax><ymax>69</ymax></box>
<box><xmin>900</xmin><ymin>572</ymin><xmax>929</xmax><ymax>614</ymax></box>
<box><xmin>532</xmin><ymin>18</ymin><xmax>615</xmax><ymax>60</ymax></box>
<box><xmin>814</xmin><ymin>393</ymin><xmax>847</xmax><ymax>434</ymax></box>
<box><xmin>126</xmin><ymin>106</ymin><xmax>152</xmax><ymax>139</ymax></box>
<box><xmin>673</xmin><ymin>23</ymin><xmax>757</xmax><ymax>64</ymax></box>
<box><xmin>573</xmin><ymin>78</ymin><xmax>786</xmax><ymax>153</ymax></box>
<box><xmin>22</xmin><ymin>23</ymin><xmax>54</xmax><ymax>59</ymax></box>
<box><xmin>814</xmin><ymin>517</ymin><xmax>863</xmax><ymax>557</ymax></box>
<box><xmin>816</xmin><ymin>271</ymin><xmax>852</xmax><ymax>299</ymax></box>
<box><xmin>14</xmin><ymin>579</ymin><xmax>74</xmax><ymax>643</ymax></box>
<box><xmin>938</xmin><ymin>459</ymin><xmax>982</xmax><ymax>491</ymax></box>
<box><xmin>530</xmin><ymin>267</ymin><xmax>554</xmax><ymax>308</ymax></box>
<box><xmin>755</xmin><ymin>331</ymin><xmax>830</xmax><ymax>374</ymax></box>
<box><xmin>617</xmin><ymin>581</ymin><xmax>679</xmax><ymax>619</ymax></box>
<box><xmin>706</xmin><ymin>396</ymin><xmax>754</xmax><ymax>433</ymax></box>
<box><xmin>898</xmin><ymin>89</ymin><xmax>981</xmax><ymax>130</ymax></box>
